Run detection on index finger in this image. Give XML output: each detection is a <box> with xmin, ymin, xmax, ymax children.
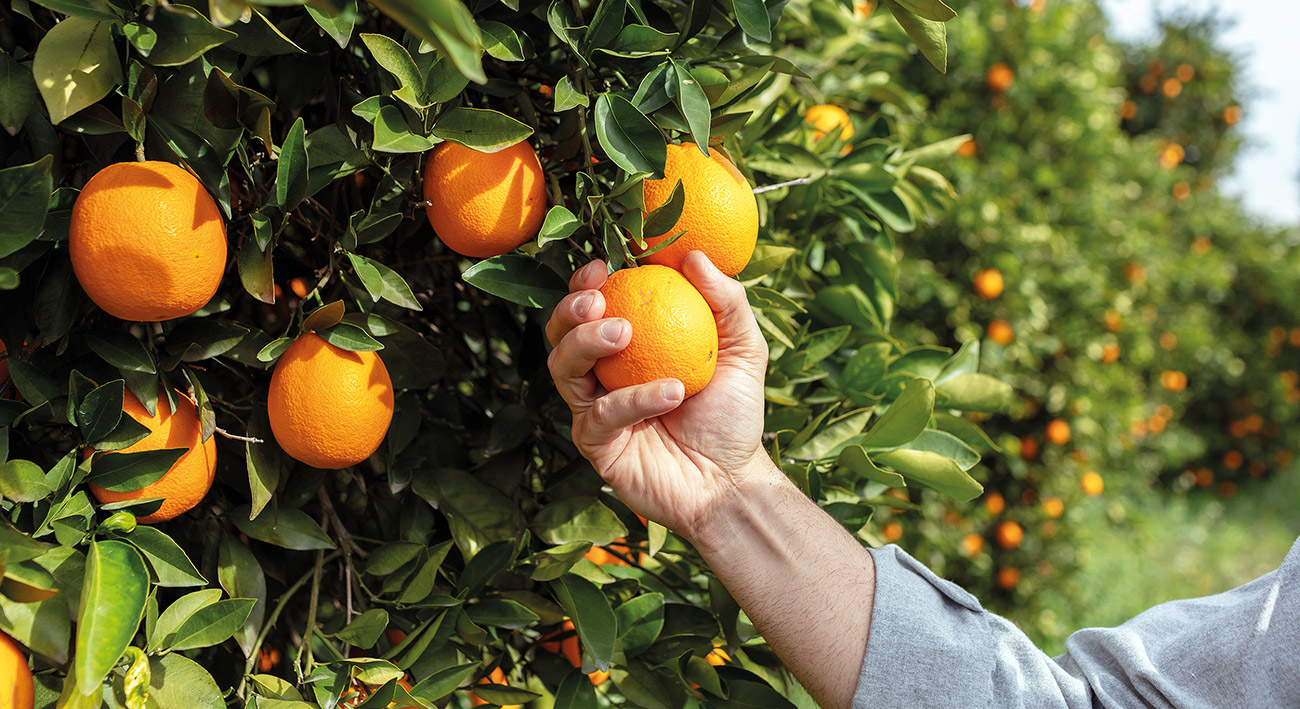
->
<box><xmin>569</xmin><ymin>259</ymin><xmax>608</xmax><ymax>292</ymax></box>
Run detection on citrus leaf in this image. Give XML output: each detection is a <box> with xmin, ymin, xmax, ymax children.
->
<box><xmin>554</xmin><ymin>75</ymin><xmax>589</xmax><ymax>112</ymax></box>
<box><xmin>88</xmin><ymin>448</ymin><xmax>187</xmax><ymax>493</ymax></box>
<box><xmin>33</xmin><ymin>18</ymin><xmax>122</xmax><ymax>125</ymax></box>
<box><xmin>935</xmin><ymin>373</ymin><xmax>1013</xmax><ymax>412</ymax></box>
<box><xmin>218</xmin><ymin>533</ymin><xmax>266</xmax><ymax>657</ymax></box>
<box><xmin>538</xmin><ymin>205</ymin><xmax>581</xmax><ymax>246</ymax></box>
<box><xmin>143</xmin><ymin>5</ymin><xmax>236</xmax><ymax>66</ymax></box>
<box><xmin>0</xmin><ymin>156</ymin><xmax>53</xmax><ymax>258</ymax></box>
<box><xmin>881</xmin><ymin>0</ymin><xmax>947</xmax><ymax>73</ymax></box>
<box><xmin>430</xmin><ymin>107</ymin><xmax>533</xmax><ymax>152</ymax></box>
<box><xmin>125</xmin><ymin>526</ymin><xmax>206</xmax><ymax>588</ymax></box>
<box><xmin>668</xmin><ymin>59</ymin><xmax>711</xmax><ymax>150</ymax></box>
<box><xmin>531</xmin><ymin>497</ymin><xmax>628</xmax><ymax>546</ymax></box>
<box><xmin>729</xmin><ymin>0</ymin><xmax>771</xmax><ymax>42</ymax></box>
<box><xmin>462</xmin><ymin>256</ymin><xmax>568</xmax><ymax>308</ymax></box>
<box><xmin>360</xmin><ymin>33</ymin><xmax>426</xmax><ymax>107</ymax></box>
<box><xmin>861</xmin><ymin>378</ymin><xmax>933</xmax><ymax>448</ymax></box>
<box><xmin>373</xmin><ymin>105</ymin><xmax>436</xmax><ymax>154</ymax></box>
<box><xmin>318</xmin><ymin>322</ymin><xmax>384</xmax><ymax>351</ymax></box>
<box><xmin>147</xmin><ymin>651</ymin><xmax>224</xmax><ymax>707</ymax></box>
<box><xmin>276</xmin><ymin>116</ymin><xmax>309</xmax><ymax>210</ymax></box>
<box><xmin>231</xmin><ymin>505</ymin><xmax>336</xmax><ymax>550</ymax></box>
<box><xmin>84</xmin><ymin>332</ymin><xmax>155</xmax><ymax>374</ymax></box>
<box><xmin>593</xmin><ymin>93</ymin><xmax>666</xmax><ymax>178</ymax></box>
<box><xmin>75</xmin><ymin>540</ymin><xmax>147</xmax><ymax>688</ymax></box>
<box><xmin>0</xmin><ymin>460</ymin><xmax>51</xmax><ymax>503</ymax></box>
<box><xmin>550</xmin><ymin>574</ymin><xmax>616</xmax><ymax>670</ymax></box>
<box><xmin>77</xmin><ymin>379</ymin><xmax>123</xmax><ymax>443</ymax></box>
<box><xmin>367</xmin><ymin>0</ymin><xmax>485</xmax><ymax>84</ymax></box>
<box><xmin>166</xmin><ymin>598</ymin><xmax>256</xmax><ymax>651</ymax></box>
<box><xmin>872</xmin><ymin>448</ymin><xmax>982</xmax><ymax>501</ymax></box>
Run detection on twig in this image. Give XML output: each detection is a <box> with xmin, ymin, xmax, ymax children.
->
<box><xmin>752</xmin><ymin>176</ymin><xmax>818</xmax><ymax>194</ymax></box>
<box><xmin>296</xmin><ymin>549</ymin><xmax>326</xmax><ymax>682</ymax></box>
<box><xmin>237</xmin><ymin>550</ymin><xmax>341</xmax><ymax>699</ymax></box>
<box><xmin>215</xmin><ymin>427</ymin><xmax>263</xmax><ymax>443</ymax></box>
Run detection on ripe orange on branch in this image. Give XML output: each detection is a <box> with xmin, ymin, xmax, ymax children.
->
<box><xmin>1045</xmin><ymin>419</ymin><xmax>1071</xmax><ymax>445</ymax></box>
<box><xmin>804</xmin><ymin>104</ymin><xmax>855</xmax><ymax>143</ymax></box>
<box><xmin>973</xmin><ymin>268</ymin><xmax>1003</xmax><ymax>299</ymax></box>
<box><xmin>69</xmin><ymin>161</ymin><xmax>227</xmax><ymax>322</ymax></box>
<box><xmin>994</xmin><ymin>521</ymin><xmax>1023</xmax><ymax>550</ymax></box>
<box><xmin>268</xmin><ymin>333</ymin><xmax>395</xmax><ymax>469</ymax></box>
<box><xmin>0</xmin><ymin>632</ymin><xmax>34</xmax><ymax>709</ymax></box>
<box><xmin>637</xmin><ymin>142</ymin><xmax>758</xmax><ymax>277</ymax></box>
<box><xmin>423</xmin><ymin>140</ymin><xmax>547</xmax><ymax>258</ymax></box>
<box><xmin>986</xmin><ymin>63</ymin><xmax>1015</xmax><ymax>92</ymax></box>
<box><xmin>594</xmin><ymin>265</ymin><xmax>718</xmax><ymax>399</ymax></box>
<box><xmin>88</xmin><ymin>389</ymin><xmax>218</xmax><ymax>524</ymax></box>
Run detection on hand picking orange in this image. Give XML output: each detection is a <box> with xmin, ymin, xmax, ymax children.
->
<box><xmin>594</xmin><ymin>265</ymin><xmax>718</xmax><ymax>399</ymax></box>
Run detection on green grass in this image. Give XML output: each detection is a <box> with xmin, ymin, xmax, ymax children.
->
<box><xmin>1034</xmin><ymin>472</ymin><xmax>1299</xmax><ymax>655</ymax></box>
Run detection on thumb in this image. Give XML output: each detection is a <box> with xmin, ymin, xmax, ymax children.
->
<box><xmin>680</xmin><ymin>250</ymin><xmax>766</xmax><ymax>361</ymax></box>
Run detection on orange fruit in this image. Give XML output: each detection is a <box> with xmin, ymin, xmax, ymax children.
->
<box><xmin>960</xmin><ymin>533</ymin><xmax>984</xmax><ymax>557</ymax></box>
<box><xmin>996</xmin><ymin>566</ymin><xmax>1021</xmax><ymax>589</ymax></box>
<box><xmin>987</xmin><ymin>319</ymin><xmax>1014</xmax><ymax>345</ymax></box>
<box><xmin>0</xmin><ymin>632</ymin><xmax>33</xmax><ymax>709</ymax></box>
<box><xmin>1041</xmin><ymin>497</ymin><xmax>1064</xmax><ymax>518</ymax></box>
<box><xmin>1162</xmin><ymin>78</ymin><xmax>1182</xmax><ymax>98</ymax></box>
<box><xmin>636</xmin><ymin>142</ymin><xmax>758</xmax><ymax>276</ymax></box>
<box><xmin>539</xmin><ymin>620</ymin><xmax>608</xmax><ymax>686</ymax></box>
<box><xmin>88</xmin><ymin>389</ymin><xmax>218</xmax><ymax>524</ymax></box>
<box><xmin>585</xmin><ymin>538</ymin><xmax>642</xmax><ymax>567</ymax></box>
<box><xmin>984</xmin><ymin>492</ymin><xmax>1005</xmax><ymax>516</ymax></box>
<box><xmin>956</xmin><ymin>138</ymin><xmax>977</xmax><ymax>157</ymax></box>
<box><xmin>1019</xmin><ymin>435</ymin><xmax>1039</xmax><ymax>461</ymax></box>
<box><xmin>470</xmin><ymin>667</ymin><xmax>521</xmax><ymax>708</ymax></box>
<box><xmin>882</xmin><ymin>521</ymin><xmax>902</xmax><ymax>542</ymax></box>
<box><xmin>69</xmin><ymin>161</ymin><xmax>227</xmax><ymax>322</ymax></box>
<box><xmin>1080</xmin><ymin>471</ymin><xmax>1104</xmax><ymax>496</ymax></box>
<box><xmin>973</xmin><ymin>268</ymin><xmax>1003</xmax><ymax>299</ymax></box>
<box><xmin>704</xmin><ymin>646</ymin><xmax>730</xmax><ymax>666</ymax></box>
<box><xmin>1223</xmin><ymin>105</ymin><xmax>1241</xmax><ymax>125</ymax></box>
<box><xmin>1101</xmin><ymin>342</ymin><xmax>1120</xmax><ymax>363</ymax></box>
<box><xmin>423</xmin><ymin>141</ymin><xmax>547</xmax><ymax>258</ymax></box>
<box><xmin>289</xmin><ymin>277</ymin><xmax>311</xmax><ymax>298</ymax></box>
<box><xmin>1159</xmin><ymin>144</ymin><xmax>1184</xmax><ymax>169</ymax></box>
<box><xmin>804</xmin><ymin>104</ymin><xmax>855</xmax><ymax>143</ymax></box>
<box><xmin>1045</xmin><ymin>419</ymin><xmax>1070</xmax><ymax>445</ymax></box>
<box><xmin>986</xmin><ymin>63</ymin><xmax>1015</xmax><ymax>92</ymax></box>
<box><xmin>994</xmin><ymin>521</ymin><xmax>1023</xmax><ymax>550</ymax></box>
<box><xmin>268</xmin><ymin>333</ymin><xmax>395</xmax><ymax>469</ymax></box>
<box><xmin>344</xmin><ymin>678</ymin><xmax>417</xmax><ymax>708</ymax></box>
<box><xmin>594</xmin><ymin>266</ymin><xmax>718</xmax><ymax>399</ymax></box>
<box><xmin>1119</xmin><ymin>100</ymin><xmax>1137</xmax><ymax>120</ymax></box>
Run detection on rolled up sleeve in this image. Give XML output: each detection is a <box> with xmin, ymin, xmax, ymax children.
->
<box><xmin>852</xmin><ymin>539</ymin><xmax>1300</xmax><ymax>708</ymax></box>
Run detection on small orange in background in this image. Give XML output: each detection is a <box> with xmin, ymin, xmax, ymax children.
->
<box><xmin>268</xmin><ymin>333</ymin><xmax>395</xmax><ymax>469</ymax></box>
<box><xmin>853</xmin><ymin>0</ymin><xmax>873</xmax><ymax>18</ymax></box>
<box><xmin>960</xmin><ymin>533</ymin><xmax>984</xmax><ymax>557</ymax></box>
<box><xmin>1223</xmin><ymin>450</ymin><xmax>1243</xmax><ymax>470</ymax></box>
<box><xmin>956</xmin><ymin>138</ymin><xmax>977</xmax><ymax>157</ymax></box>
<box><xmin>424</xmin><ymin>140</ymin><xmax>548</xmax><ymax>258</ymax></box>
<box><xmin>637</xmin><ymin>142</ymin><xmax>759</xmax><ymax>276</ymax></box>
<box><xmin>704</xmin><ymin>645</ymin><xmax>730</xmax><ymax>666</ymax></box>
<box><xmin>584</xmin><ymin>538</ymin><xmax>643</xmax><ymax>566</ymax></box>
<box><xmin>0</xmin><ymin>631</ymin><xmax>34</xmax><ymax>709</ymax></box>
<box><xmin>986</xmin><ymin>63</ymin><xmax>1015</xmax><ymax>92</ymax></box>
<box><xmin>1194</xmin><ymin>468</ymin><xmax>1214</xmax><ymax>487</ymax></box>
<box><xmin>1103</xmin><ymin>308</ymin><xmax>1122</xmax><ymax>332</ymax></box>
<box><xmin>1172</xmin><ymin>182</ymin><xmax>1191</xmax><ymax>200</ymax></box>
<box><xmin>984</xmin><ymin>492</ymin><xmax>1005</xmax><ymax>516</ymax></box>
<box><xmin>88</xmin><ymin>389</ymin><xmax>218</xmax><ymax>524</ymax></box>
<box><xmin>1175</xmin><ymin>63</ymin><xmax>1194</xmax><ymax>82</ymax></box>
<box><xmin>69</xmin><ymin>161</ymin><xmax>227</xmax><ymax>322</ymax></box>
<box><xmin>1040</xmin><ymin>497</ymin><xmax>1064</xmax><ymax>518</ymax></box>
<box><xmin>1159</xmin><ymin>332</ymin><xmax>1178</xmax><ymax>350</ymax></box>
<box><xmin>1101</xmin><ymin>342</ymin><xmax>1120</xmax><ymax>363</ymax></box>
<box><xmin>882</xmin><ymin>521</ymin><xmax>903</xmax><ymax>542</ymax></box>
<box><xmin>289</xmin><ymin>277</ymin><xmax>311</xmax><ymax>298</ymax></box>
<box><xmin>594</xmin><ymin>265</ymin><xmax>718</xmax><ymax>400</ymax></box>
<box><xmin>1019</xmin><ymin>435</ymin><xmax>1040</xmax><ymax>461</ymax></box>
<box><xmin>973</xmin><ymin>268</ymin><xmax>1004</xmax><ymax>299</ymax></box>
<box><xmin>1162</xmin><ymin>78</ymin><xmax>1182</xmax><ymax>97</ymax></box>
<box><xmin>539</xmin><ymin>620</ymin><xmax>608</xmax><ymax>686</ymax></box>
<box><xmin>1218</xmin><ymin>481</ymin><xmax>1238</xmax><ymax>499</ymax></box>
<box><xmin>996</xmin><ymin>566</ymin><xmax>1021</xmax><ymax>589</ymax></box>
<box><xmin>1119</xmin><ymin>100</ymin><xmax>1137</xmax><ymax>120</ymax></box>
<box><xmin>1223</xmin><ymin>105</ymin><xmax>1242</xmax><ymax>125</ymax></box>
<box><xmin>1045</xmin><ymin>419</ymin><xmax>1070</xmax><ymax>445</ymax></box>
<box><xmin>1191</xmin><ymin>236</ymin><xmax>1211</xmax><ymax>254</ymax></box>
<box><xmin>804</xmin><ymin>104</ymin><xmax>855</xmax><ymax>143</ymax></box>
<box><xmin>994</xmin><ymin>521</ymin><xmax>1023</xmax><ymax>550</ymax></box>
<box><xmin>1080</xmin><ymin>471</ymin><xmax>1104</xmax><ymax>496</ymax></box>
<box><xmin>1159</xmin><ymin>144</ymin><xmax>1184</xmax><ymax>169</ymax></box>
<box><xmin>1123</xmin><ymin>262</ymin><xmax>1147</xmax><ymax>284</ymax></box>
<box><xmin>470</xmin><ymin>667</ymin><xmax>521</xmax><ymax>709</ymax></box>
<box><xmin>538</xmin><ymin>84</ymin><xmax>554</xmax><ymax>99</ymax></box>
<box><xmin>987</xmin><ymin>319</ymin><xmax>1014</xmax><ymax>346</ymax></box>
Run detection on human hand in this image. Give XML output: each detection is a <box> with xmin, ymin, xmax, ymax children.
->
<box><xmin>546</xmin><ymin>251</ymin><xmax>775</xmax><ymax>540</ymax></box>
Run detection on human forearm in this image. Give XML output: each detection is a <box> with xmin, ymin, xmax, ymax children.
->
<box><xmin>687</xmin><ymin>457</ymin><xmax>875</xmax><ymax>709</ymax></box>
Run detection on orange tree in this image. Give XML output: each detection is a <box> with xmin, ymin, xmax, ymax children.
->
<box><xmin>886</xmin><ymin>0</ymin><xmax>1299</xmax><ymax>648</ymax></box>
<box><xmin>0</xmin><ymin>0</ymin><xmax>1011</xmax><ymax>705</ymax></box>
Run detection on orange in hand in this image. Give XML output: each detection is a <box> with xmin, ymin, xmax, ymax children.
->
<box><xmin>594</xmin><ymin>266</ymin><xmax>718</xmax><ymax>399</ymax></box>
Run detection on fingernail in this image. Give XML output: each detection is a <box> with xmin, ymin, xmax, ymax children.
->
<box><xmin>601</xmin><ymin>320</ymin><xmax>625</xmax><ymax>343</ymax></box>
<box><xmin>662</xmin><ymin>380</ymin><xmax>684</xmax><ymax>402</ymax></box>
<box><xmin>574</xmin><ymin>293</ymin><xmax>593</xmax><ymax>317</ymax></box>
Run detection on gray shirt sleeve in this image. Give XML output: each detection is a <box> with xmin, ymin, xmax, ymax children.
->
<box><xmin>852</xmin><ymin>537</ymin><xmax>1300</xmax><ymax>707</ymax></box>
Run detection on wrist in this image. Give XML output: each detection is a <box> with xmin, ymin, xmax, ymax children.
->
<box><xmin>686</xmin><ymin>453</ymin><xmax>793</xmax><ymax>558</ymax></box>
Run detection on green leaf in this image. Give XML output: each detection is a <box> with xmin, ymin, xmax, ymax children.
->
<box><xmin>0</xmin><ymin>52</ymin><xmax>37</xmax><ymax>134</ymax></box>
<box><xmin>360</xmin><ymin>33</ymin><xmax>426</xmax><ymax>108</ymax></box>
<box><xmin>238</xmin><ymin>239</ymin><xmax>275</xmax><ymax>305</ymax></box>
<box><xmin>330</xmin><ymin>608</ymin><xmax>389</xmax><ymax>647</ymax></box>
<box><xmin>553</xmin><ymin>75</ymin><xmax>588</xmax><ymax>112</ymax></box>
<box><xmin>550</xmin><ymin>574</ymin><xmax>617</xmax><ymax>670</ymax></box>
<box><xmin>901</xmin><ymin>429</ymin><xmax>980</xmax><ymax>471</ymax></box>
<box><xmin>78</xmin><ymin>379</ymin><xmax>123</xmax><ymax>443</ymax></box>
<box><xmin>88</xmin><ymin>448</ymin><xmax>186</xmax><ymax>493</ymax></box>
<box><xmin>480</xmin><ymin>20</ymin><xmax>526</xmax><ymax>61</ymax></box>
<box><xmin>373</xmin><ymin>105</ymin><xmax>436</xmax><ymax>154</ymax></box>
<box><xmin>462</xmin><ymin>256</ymin><xmax>568</xmax><ymax>308</ymax></box>
<box><xmin>76</xmin><ymin>541</ymin><xmax>147</xmax><ymax>688</ymax></box>
<box><xmin>730</xmin><ymin>0</ymin><xmax>771</xmax><ymax>42</ymax></box>
<box><xmin>231</xmin><ymin>505</ymin><xmax>336</xmax><ymax>550</ymax></box>
<box><xmin>302</xmin><ymin>301</ymin><xmax>346</xmax><ymax>332</ymax></box>
<box><xmin>430</xmin><ymin>107</ymin><xmax>533</xmax><ymax>152</ymax></box>
<box><xmin>218</xmin><ymin>533</ymin><xmax>266</xmax><ymax>657</ymax></box>
<box><xmin>458</xmin><ymin>540</ymin><xmax>514</xmax><ymax>596</ymax></box>
<box><xmin>84</xmin><ymin>332</ymin><xmax>155</xmax><ymax>374</ymax></box>
<box><xmin>277</xmin><ymin>116</ymin><xmax>309</xmax><ymax>210</ymax></box>
<box><xmin>346</xmin><ymin>253</ymin><xmax>422</xmax><ymax>310</ymax></box>
<box><xmin>150</xmin><ymin>588</ymin><xmax>219</xmax><ymax>651</ymax></box>
<box><xmin>0</xmin><ymin>460</ymin><xmax>51</xmax><ymax>503</ymax></box>
<box><xmin>29</xmin><ymin>0</ymin><xmax>123</xmax><ymax>22</ymax></box>
<box><xmin>467</xmin><ymin>599</ymin><xmax>540</xmax><ymax>629</ymax></box>
<box><xmin>125</xmin><ymin>525</ymin><xmax>206</xmax><ymax>587</ymax></box>
<box><xmin>786</xmin><ymin>408</ymin><xmax>873</xmax><ymax>461</ymax></box>
<box><xmin>642</xmin><ymin>179</ymin><xmax>684</xmax><ymax>239</ymax></box>
<box><xmin>166</xmin><ymin>598</ymin><xmax>256</xmax><ymax>651</ymax></box>
<box><xmin>555</xmin><ymin>668</ymin><xmax>599</xmax><ymax>708</ymax></box>
<box><xmin>367</xmin><ymin>0</ymin><xmax>485</xmax><ymax>84</ymax></box>
<box><xmin>614</xmin><ymin>592</ymin><xmax>664</xmax><ymax>657</ymax></box>
<box><xmin>538</xmin><ymin>206</ymin><xmax>581</xmax><ymax>246</ymax></box>
<box><xmin>583</xmin><ymin>0</ymin><xmax>625</xmax><ymax>51</ymax></box>
<box><xmin>882</xmin><ymin>0</ymin><xmax>948</xmax><ymax>73</ymax></box>
<box><xmin>837</xmin><ymin>445</ymin><xmax>906</xmax><ymax>486</ymax></box>
<box><xmin>0</xmin><ymin>156</ymin><xmax>53</xmax><ymax>258</ymax></box>
<box><xmin>143</xmin><ymin>5</ymin><xmax>236</xmax><ymax>66</ymax></box>
<box><xmin>594</xmin><ymin>93</ymin><xmax>666</xmax><ymax>178</ymax></box>
<box><xmin>244</xmin><ymin>412</ymin><xmax>282</xmax><ymax>520</ymax></box>
<box><xmin>532</xmin><ymin>497</ymin><xmax>629</xmax><ymax>546</ymax></box>
<box><xmin>306</xmin><ymin>0</ymin><xmax>357</xmax><ymax>48</ymax></box>
<box><xmin>668</xmin><ymin>59</ymin><xmax>711</xmax><ymax>150</ymax></box>
<box><xmin>861</xmin><ymin>378</ymin><xmax>933</xmax><ymax>448</ymax></box>
<box><xmin>409</xmin><ymin>661</ymin><xmax>479</xmax><ymax>702</ymax></box>
<box><xmin>318</xmin><ymin>322</ymin><xmax>384</xmax><ymax>352</ymax></box>
<box><xmin>147</xmin><ymin>651</ymin><xmax>224</xmax><ymax>706</ymax></box>
<box><xmin>892</xmin><ymin>0</ymin><xmax>955</xmax><ymax>22</ymax></box>
<box><xmin>33</xmin><ymin>18</ymin><xmax>122</xmax><ymax>124</ymax></box>
<box><xmin>935</xmin><ymin>373</ymin><xmax>1012</xmax><ymax>412</ymax></box>
<box><xmin>872</xmin><ymin>449</ymin><xmax>981</xmax><ymax>501</ymax></box>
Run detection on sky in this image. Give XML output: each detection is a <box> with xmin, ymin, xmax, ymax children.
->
<box><xmin>1097</xmin><ymin>0</ymin><xmax>1300</xmax><ymax>226</ymax></box>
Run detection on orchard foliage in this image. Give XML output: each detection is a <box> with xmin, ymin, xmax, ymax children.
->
<box><xmin>890</xmin><ymin>0</ymin><xmax>1299</xmax><ymax>648</ymax></box>
<box><xmin>0</xmin><ymin>0</ymin><xmax>1007</xmax><ymax>705</ymax></box>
